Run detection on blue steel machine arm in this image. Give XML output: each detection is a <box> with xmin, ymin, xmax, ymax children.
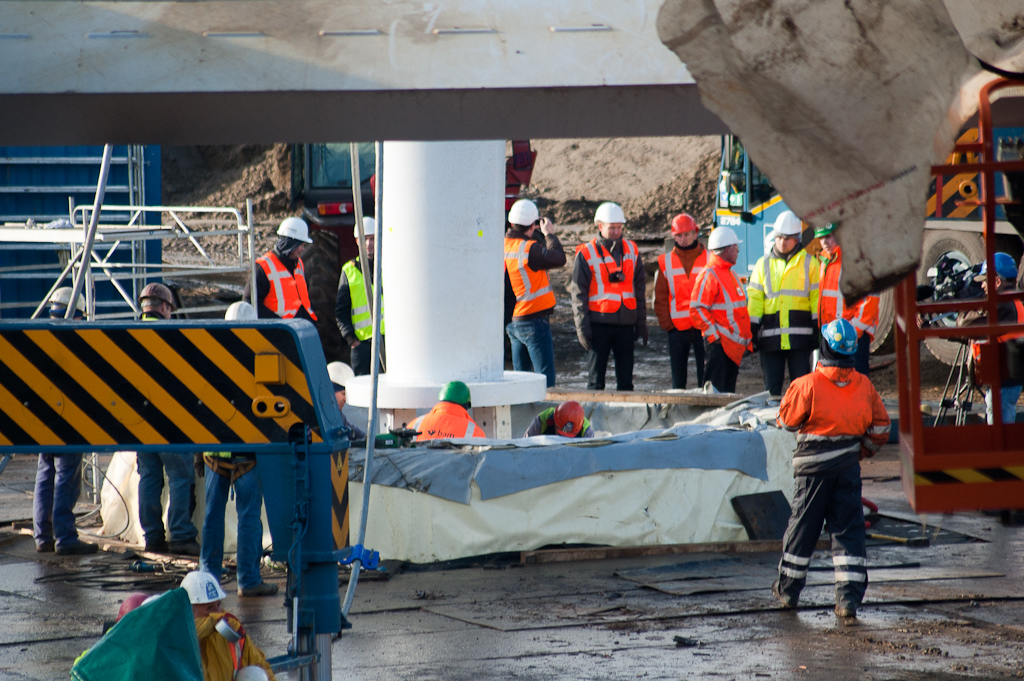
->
<box><xmin>0</xmin><ymin>318</ymin><xmax>372</xmax><ymax>681</ymax></box>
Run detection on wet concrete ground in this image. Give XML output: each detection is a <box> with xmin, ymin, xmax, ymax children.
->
<box><xmin>2</xmin><ymin>450</ymin><xmax>1024</xmax><ymax>680</ymax></box>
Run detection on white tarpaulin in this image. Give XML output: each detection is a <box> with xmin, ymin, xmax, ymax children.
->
<box><xmin>656</xmin><ymin>0</ymin><xmax>1024</xmax><ymax>297</ymax></box>
<box><xmin>350</xmin><ymin>428</ymin><xmax>795</xmax><ymax>564</ymax></box>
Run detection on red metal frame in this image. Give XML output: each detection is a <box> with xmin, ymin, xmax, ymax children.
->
<box><xmin>897</xmin><ymin>78</ymin><xmax>1024</xmax><ymax>513</ymax></box>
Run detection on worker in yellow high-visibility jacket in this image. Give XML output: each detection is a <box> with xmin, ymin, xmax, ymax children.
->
<box><xmin>747</xmin><ymin>210</ymin><xmax>820</xmax><ymax>397</ymax></box>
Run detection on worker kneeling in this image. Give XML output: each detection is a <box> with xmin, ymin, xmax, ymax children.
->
<box><xmin>183</xmin><ymin>570</ymin><xmax>277</xmax><ymax>681</ymax></box>
<box><xmin>408</xmin><ymin>381</ymin><xmax>485</xmax><ymax>441</ymax></box>
<box><xmin>772</xmin><ymin>318</ymin><xmax>890</xmax><ymax>619</ymax></box>
<box><xmin>524</xmin><ymin>401</ymin><xmax>594</xmax><ymax>438</ymax></box>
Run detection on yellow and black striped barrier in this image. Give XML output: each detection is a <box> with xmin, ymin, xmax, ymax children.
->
<box><xmin>0</xmin><ymin>320</ymin><xmax>349</xmax><ymax>453</ymax></box>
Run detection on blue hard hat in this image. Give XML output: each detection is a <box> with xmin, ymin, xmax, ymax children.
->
<box><xmin>975</xmin><ymin>252</ymin><xmax>1018</xmax><ymax>282</ymax></box>
<box><xmin>822</xmin><ymin>318</ymin><xmax>858</xmax><ymax>356</ymax></box>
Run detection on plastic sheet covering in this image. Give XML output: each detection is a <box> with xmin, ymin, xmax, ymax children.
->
<box><xmin>348</xmin><ymin>424</ymin><xmax>769</xmax><ymax>505</ymax></box>
<box><xmin>71</xmin><ymin>588</ymin><xmax>202</xmax><ymax>681</ymax></box>
<box><xmin>656</xmin><ymin>0</ymin><xmax>1024</xmax><ymax>298</ymax></box>
<box><xmin>350</xmin><ymin>428</ymin><xmax>795</xmax><ymax>563</ymax></box>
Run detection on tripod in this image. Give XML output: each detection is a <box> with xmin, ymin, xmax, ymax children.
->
<box><xmin>934</xmin><ymin>340</ymin><xmax>982</xmax><ymax>426</ymax></box>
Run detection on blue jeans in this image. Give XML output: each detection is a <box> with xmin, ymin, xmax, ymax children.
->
<box><xmin>200</xmin><ymin>462</ymin><xmax>265</xmax><ymax>589</ymax></box>
<box><xmin>33</xmin><ymin>453</ymin><xmax>83</xmax><ymax>548</ymax></box>
<box><xmin>985</xmin><ymin>384</ymin><xmax>1022</xmax><ymax>425</ymax></box>
<box><xmin>507</xmin><ymin>317</ymin><xmax>556</xmax><ymax>387</ymax></box>
<box><xmin>137</xmin><ymin>452</ymin><xmax>197</xmax><ymax>544</ymax></box>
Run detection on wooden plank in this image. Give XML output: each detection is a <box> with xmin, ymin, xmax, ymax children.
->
<box><xmin>545</xmin><ymin>387</ymin><xmax>739</xmax><ymax>407</ymax></box>
<box><xmin>520</xmin><ymin>538</ymin><xmax>830</xmax><ymax>564</ymax></box>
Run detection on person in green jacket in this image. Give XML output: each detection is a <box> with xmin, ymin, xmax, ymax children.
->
<box><xmin>335</xmin><ymin>217</ymin><xmax>384</xmax><ymax>376</ymax></box>
<box><xmin>524</xmin><ymin>401</ymin><xmax>594</xmax><ymax>438</ymax></box>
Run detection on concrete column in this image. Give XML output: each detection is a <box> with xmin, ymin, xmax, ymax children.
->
<box><xmin>347</xmin><ymin>140</ymin><xmax>545</xmax><ymax>410</ymax></box>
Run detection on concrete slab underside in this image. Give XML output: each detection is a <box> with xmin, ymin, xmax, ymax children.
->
<box><xmin>2</xmin><ymin>452</ymin><xmax>1024</xmax><ymax>680</ymax></box>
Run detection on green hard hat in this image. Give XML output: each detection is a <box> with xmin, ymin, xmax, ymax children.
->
<box><xmin>439</xmin><ymin>380</ymin><xmax>472</xmax><ymax>407</ymax></box>
<box><xmin>814</xmin><ymin>222</ymin><xmax>838</xmax><ymax>238</ymax></box>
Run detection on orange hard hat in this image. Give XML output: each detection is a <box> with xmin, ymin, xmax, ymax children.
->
<box><xmin>670</xmin><ymin>213</ymin><xmax>698</xmax><ymax>235</ymax></box>
<box><xmin>553</xmin><ymin>401</ymin><xmax>585</xmax><ymax>437</ymax></box>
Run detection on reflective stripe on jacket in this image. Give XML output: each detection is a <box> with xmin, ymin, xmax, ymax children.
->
<box><xmin>409</xmin><ymin>402</ymin><xmax>485</xmax><ymax>441</ymax></box>
<box><xmin>504</xmin><ymin>237</ymin><xmax>556</xmax><ymax>317</ymax></box>
<box><xmin>576</xmin><ymin>238</ymin><xmax>639</xmax><ymax>314</ymax></box>
<box><xmin>256</xmin><ymin>252</ymin><xmax>317</xmax><ymax>321</ymax></box>
<box><xmin>657</xmin><ymin>248</ymin><xmax>707</xmax><ymax>331</ymax></box>
<box><xmin>777</xmin><ymin>362</ymin><xmax>890</xmax><ymax>476</ymax></box>
<box><xmin>342</xmin><ymin>260</ymin><xmax>385</xmax><ymax>341</ymax></box>
<box><xmin>690</xmin><ymin>252</ymin><xmax>752</xmax><ymax>365</ymax></box>
<box><xmin>747</xmin><ymin>248</ymin><xmax>818</xmax><ymax>351</ymax></box>
<box><xmin>818</xmin><ymin>247</ymin><xmax>879</xmax><ymax>340</ymax></box>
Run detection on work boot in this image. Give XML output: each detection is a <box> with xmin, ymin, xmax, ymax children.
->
<box><xmin>144</xmin><ymin>539</ymin><xmax>168</xmax><ymax>553</ymax></box>
<box><xmin>834</xmin><ymin>604</ymin><xmax>857</xmax><ymax>619</ymax></box>
<box><xmin>36</xmin><ymin>540</ymin><xmax>55</xmax><ymax>553</ymax></box>
<box><xmin>168</xmin><ymin>539</ymin><xmax>201</xmax><ymax>557</ymax></box>
<box><xmin>771</xmin><ymin>581</ymin><xmax>797</xmax><ymax>609</ymax></box>
<box><xmin>55</xmin><ymin>541</ymin><xmax>99</xmax><ymax>556</ymax></box>
<box><xmin>238</xmin><ymin>582</ymin><xmax>279</xmax><ymax>598</ymax></box>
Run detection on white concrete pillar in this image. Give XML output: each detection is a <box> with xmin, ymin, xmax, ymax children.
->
<box><xmin>347</xmin><ymin>140</ymin><xmax>545</xmax><ymax>410</ymax></box>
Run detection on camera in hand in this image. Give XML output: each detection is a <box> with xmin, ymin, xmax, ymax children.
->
<box><xmin>608</xmin><ymin>270</ymin><xmax>625</xmax><ymax>283</ymax></box>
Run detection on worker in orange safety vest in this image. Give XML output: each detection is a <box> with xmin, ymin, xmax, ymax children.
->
<box><xmin>408</xmin><ymin>381</ymin><xmax>486</xmax><ymax>441</ymax></box>
<box><xmin>690</xmin><ymin>226</ymin><xmax>752</xmax><ymax>393</ymax></box>
<box><xmin>654</xmin><ymin>213</ymin><xmax>708</xmax><ymax>389</ymax></box>
<box><xmin>504</xmin><ymin>198</ymin><xmax>566</xmax><ymax>387</ymax></box>
<box><xmin>247</xmin><ymin>217</ymin><xmax>317</xmax><ymax>322</ymax></box>
<box><xmin>772</xmin><ymin>318</ymin><xmax>890</xmax><ymax>620</ymax></box>
<box><xmin>570</xmin><ymin>202</ymin><xmax>648</xmax><ymax>391</ymax></box>
<box><xmin>816</xmin><ymin>223</ymin><xmax>879</xmax><ymax>375</ymax></box>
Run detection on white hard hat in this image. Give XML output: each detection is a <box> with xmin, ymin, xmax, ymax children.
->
<box><xmin>708</xmin><ymin>226</ymin><xmax>740</xmax><ymax>250</ymax></box>
<box><xmin>594</xmin><ymin>202</ymin><xmax>625</xmax><ymax>225</ymax></box>
<box><xmin>180</xmin><ymin>570</ymin><xmax>227</xmax><ymax>605</ymax></box>
<box><xmin>236</xmin><ymin>667</ymin><xmax>270</xmax><ymax>681</ymax></box>
<box><xmin>770</xmin><ymin>210</ymin><xmax>802</xmax><ymax>237</ymax></box>
<box><xmin>507</xmin><ymin>199</ymin><xmax>540</xmax><ymax>227</ymax></box>
<box><xmin>225</xmin><ymin>301</ymin><xmax>257</xmax><ymax>321</ymax></box>
<box><xmin>49</xmin><ymin>286</ymin><xmax>86</xmax><ymax>313</ymax></box>
<box><xmin>277</xmin><ymin>216</ymin><xmax>312</xmax><ymax>243</ymax></box>
<box><xmin>327</xmin><ymin>361</ymin><xmax>355</xmax><ymax>388</ymax></box>
<box><xmin>354</xmin><ymin>216</ymin><xmax>376</xmax><ymax>240</ymax></box>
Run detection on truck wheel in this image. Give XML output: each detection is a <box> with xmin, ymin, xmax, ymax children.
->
<box><xmin>918</xmin><ymin>230</ymin><xmax>985</xmax><ymax>366</ymax></box>
<box><xmin>870</xmin><ymin>287</ymin><xmax>895</xmax><ymax>354</ymax></box>
<box><xmin>305</xmin><ymin>228</ymin><xmax>346</xmax><ymax>364</ymax></box>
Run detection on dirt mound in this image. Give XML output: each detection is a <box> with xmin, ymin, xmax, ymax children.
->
<box><xmin>524</xmin><ymin>136</ymin><xmax>719</xmax><ymax>229</ymax></box>
<box><xmin>163</xmin><ymin>144</ymin><xmax>292</xmax><ymax>220</ymax></box>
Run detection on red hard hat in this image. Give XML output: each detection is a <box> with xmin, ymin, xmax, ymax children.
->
<box><xmin>553</xmin><ymin>401</ymin><xmax>585</xmax><ymax>437</ymax></box>
<box><xmin>117</xmin><ymin>592</ymin><xmax>150</xmax><ymax>622</ymax></box>
<box><xmin>670</xmin><ymin>213</ymin><xmax>698</xmax><ymax>235</ymax></box>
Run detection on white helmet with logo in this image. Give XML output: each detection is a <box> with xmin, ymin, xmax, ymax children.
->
<box><xmin>508</xmin><ymin>199</ymin><xmax>540</xmax><ymax>227</ymax></box>
<box><xmin>353</xmin><ymin>216</ymin><xmax>376</xmax><ymax>240</ymax></box>
<box><xmin>594</xmin><ymin>202</ymin><xmax>625</xmax><ymax>225</ymax></box>
<box><xmin>277</xmin><ymin>216</ymin><xmax>312</xmax><ymax>243</ymax></box>
<box><xmin>707</xmin><ymin>226</ymin><xmax>740</xmax><ymax>250</ymax></box>
<box><xmin>180</xmin><ymin>570</ymin><xmax>227</xmax><ymax>605</ymax></box>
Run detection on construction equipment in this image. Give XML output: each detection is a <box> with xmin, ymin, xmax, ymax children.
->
<box><xmin>897</xmin><ymin>79</ymin><xmax>1024</xmax><ymax>514</ymax></box>
<box><xmin>714</xmin><ymin>129</ymin><xmax>1024</xmax><ymax>362</ymax></box>
<box><xmin>0</xmin><ymin>317</ymin><xmax>370</xmax><ymax>680</ymax></box>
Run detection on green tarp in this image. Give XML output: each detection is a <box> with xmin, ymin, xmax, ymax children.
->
<box><xmin>71</xmin><ymin>588</ymin><xmax>202</xmax><ymax>681</ymax></box>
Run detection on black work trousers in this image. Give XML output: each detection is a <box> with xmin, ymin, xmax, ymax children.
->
<box><xmin>588</xmin><ymin>323</ymin><xmax>635</xmax><ymax>391</ymax></box>
<box><xmin>668</xmin><ymin>328</ymin><xmax>705</xmax><ymax>390</ymax></box>
<box><xmin>759</xmin><ymin>348</ymin><xmax>813</xmax><ymax>397</ymax></box>
<box><xmin>777</xmin><ymin>463</ymin><xmax>867</xmax><ymax>611</ymax></box>
<box><xmin>703</xmin><ymin>340</ymin><xmax>739</xmax><ymax>393</ymax></box>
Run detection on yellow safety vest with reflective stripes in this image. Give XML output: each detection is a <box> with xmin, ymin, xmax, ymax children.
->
<box><xmin>747</xmin><ymin>248</ymin><xmax>819</xmax><ymax>352</ymax></box>
<box><xmin>342</xmin><ymin>260</ymin><xmax>384</xmax><ymax>341</ymax></box>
